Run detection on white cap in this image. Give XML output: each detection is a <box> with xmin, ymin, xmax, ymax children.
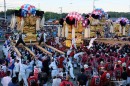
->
<box><xmin>84</xmin><ymin>64</ymin><xmax>88</xmax><ymax>68</ymax></box>
<box><xmin>100</xmin><ymin>61</ymin><xmax>104</xmax><ymax>64</ymax></box>
<box><xmin>122</xmin><ymin>62</ymin><xmax>126</xmax><ymax>67</ymax></box>
<box><xmin>128</xmin><ymin>66</ymin><xmax>130</xmax><ymax>69</ymax></box>
<box><xmin>118</xmin><ymin>60</ymin><xmax>121</xmax><ymax>63</ymax></box>
<box><xmin>61</xmin><ymin>55</ymin><xmax>65</xmax><ymax>57</ymax></box>
<box><xmin>106</xmin><ymin>73</ymin><xmax>110</xmax><ymax>79</ymax></box>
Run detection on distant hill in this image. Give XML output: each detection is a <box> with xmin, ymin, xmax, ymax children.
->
<box><xmin>0</xmin><ymin>9</ymin><xmax>130</xmax><ymax>21</ymax></box>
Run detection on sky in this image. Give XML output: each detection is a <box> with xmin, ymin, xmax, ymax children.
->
<box><xmin>0</xmin><ymin>0</ymin><xmax>130</xmax><ymax>13</ymax></box>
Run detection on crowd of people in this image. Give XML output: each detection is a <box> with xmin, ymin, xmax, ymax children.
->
<box><xmin>0</xmin><ymin>31</ymin><xmax>130</xmax><ymax>86</ymax></box>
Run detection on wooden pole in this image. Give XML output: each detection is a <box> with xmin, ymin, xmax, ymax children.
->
<box><xmin>44</xmin><ymin>44</ymin><xmax>65</xmax><ymax>55</ymax></box>
<box><xmin>24</xmin><ymin>46</ymin><xmax>35</xmax><ymax>57</ymax></box>
<box><xmin>35</xmin><ymin>45</ymin><xmax>52</xmax><ymax>56</ymax></box>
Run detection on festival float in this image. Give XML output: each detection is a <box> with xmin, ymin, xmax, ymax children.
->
<box><xmin>10</xmin><ymin>4</ymin><xmax>44</xmax><ymax>42</ymax></box>
<box><xmin>89</xmin><ymin>8</ymin><xmax>107</xmax><ymax>37</ymax></box>
<box><xmin>114</xmin><ymin>17</ymin><xmax>129</xmax><ymax>36</ymax></box>
<box><xmin>9</xmin><ymin>4</ymin><xmax>65</xmax><ymax>56</ymax></box>
<box><xmin>60</xmin><ymin>12</ymin><xmax>84</xmax><ymax>47</ymax></box>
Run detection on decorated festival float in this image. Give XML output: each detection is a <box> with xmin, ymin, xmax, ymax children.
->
<box><xmin>10</xmin><ymin>4</ymin><xmax>44</xmax><ymax>42</ymax></box>
<box><xmin>8</xmin><ymin>4</ymin><xmax>65</xmax><ymax>56</ymax></box>
<box><xmin>89</xmin><ymin>8</ymin><xmax>108</xmax><ymax>38</ymax></box>
<box><xmin>8</xmin><ymin>4</ymin><xmax>130</xmax><ymax>51</ymax></box>
<box><xmin>59</xmin><ymin>9</ymin><xmax>109</xmax><ymax>47</ymax></box>
<box><xmin>114</xmin><ymin>17</ymin><xmax>130</xmax><ymax>37</ymax></box>
<box><xmin>60</xmin><ymin>12</ymin><xmax>91</xmax><ymax>47</ymax></box>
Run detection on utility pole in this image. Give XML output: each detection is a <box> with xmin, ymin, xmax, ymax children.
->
<box><xmin>93</xmin><ymin>0</ymin><xmax>95</xmax><ymax>11</ymax></box>
<box><xmin>93</xmin><ymin>0</ymin><xmax>98</xmax><ymax>11</ymax></box>
<box><xmin>4</xmin><ymin>0</ymin><xmax>6</xmax><ymax>22</ymax></box>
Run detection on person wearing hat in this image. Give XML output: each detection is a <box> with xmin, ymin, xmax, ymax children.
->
<box><xmin>84</xmin><ymin>63</ymin><xmax>93</xmax><ymax>79</ymax></box>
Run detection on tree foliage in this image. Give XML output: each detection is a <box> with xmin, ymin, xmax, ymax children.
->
<box><xmin>0</xmin><ymin>9</ymin><xmax>130</xmax><ymax>20</ymax></box>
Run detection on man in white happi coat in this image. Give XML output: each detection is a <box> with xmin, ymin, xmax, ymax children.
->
<box><xmin>55</xmin><ymin>36</ymin><xmax>59</xmax><ymax>44</ymax></box>
<box><xmin>35</xmin><ymin>58</ymin><xmax>43</xmax><ymax>69</ymax></box>
<box><xmin>13</xmin><ymin>59</ymin><xmax>20</xmax><ymax>77</ymax></box>
<box><xmin>19</xmin><ymin>61</ymin><xmax>29</xmax><ymax>86</ymax></box>
<box><xmin>49</xmin><ymin>58</ymin><xmax>58</xmax><ymax>78</ymax></box>
<box><xmin>74</xmin><ymin>52</ymin><xmax>84</xmax><ymax>68</ymax></box>
<box><xmin>44</xmin><ymin>32</ymin><xmax>47</xmax><ymax>43</ymax></box>
<box><xmin>70</xmin><ymin>36</ymin><xmax>77</xmax><ymax>49</ymax></box>
<box><xmin>66</xmin><ymin>58</ymin><xmax>75</xmax><ymax>80</ymax></box>
<box><xmin>25</xmin><ymin>60</ymin><xmax>34</xmax><ymax>79</ymax></box>
<box><xmin>1</xmin><ymin>71</ymin><xmax>11</xmax><ymax>86</ymax></box>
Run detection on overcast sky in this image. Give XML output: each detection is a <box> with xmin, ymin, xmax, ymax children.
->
<box><xmin>0</xmin><ymin>0</ymin><xmax>130</xmax><ymax>13</ymax></box>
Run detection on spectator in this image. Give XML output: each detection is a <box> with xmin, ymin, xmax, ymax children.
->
<box><xmin>8</xmin><ymin>77</ymin><xmax>19</xmax><ymax>86</ymax></box>
<box><xmin>121</xmin><ymin>67</ymin><xmax>127</xmax><ymax>86</ymax></box>
<box><xmin>77</xmin><ymin>68</ymin><xmax>87</xmax><ymax>86</ymax></box>
<box><xmin>52</xmin><ymin>75</ymin><xmax>61</xmax><ymax>86</ymax></box>
<box><xmin>28</xmin><ymin>72</ymin><xmax>38</xmax><ymax>86</ymax></box>
<box><xmin>1</xmin><ymin>71</ymin><xmax>12</xmax><ymax>86</ymax></box>
<box><xmin>60</xmin><ymin>75</ymin><xmax>73</xmax><ymax>86</ymax></box>
<box><xmin>38</xmin><ymin>68</ymin><xmax>48</xmax><ymax>86</ymax></box>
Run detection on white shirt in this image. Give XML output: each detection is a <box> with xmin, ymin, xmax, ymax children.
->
<box><xmin>44</xmin><ymin>33</ymin><xmax>47</xmax><ymax>42</ymax></box>
<box><xmin>88</xmin><ymin>37</ymin><xmax>97</xmax><ymax>49</ymax></box>
<box><xmin>1</xmin><ymin>76</ymin><xmax>11</xmax><ymax>86</ymax></box>
<box><xmin>14</xmin><ymin>62</ymin><xmax>20</xmax><ymax>72</ymax></box>
<box><xmin>49</xmin><ymin>61</ymin><xmax>57</xmax><ymax>70</ymax></box>
<box><xmin>67</xmin><ymin>50</ymin><xmax>72</xmax><ymax>56</ymax></box>
<box><xmin>66</xmin><ymin>61</ymin><xmax>73</xmax><ymax>69</ymax></box>
<box><xmin>72</xmin><ymin>38</ymin><xmax>76</xmax><ymax>45</ymax></box>
<box><xmin>36</xmin><ymin>60</ymin><xmax>42</xmax><ymax>68</ymax></box>
<box><xmin>19</xmin><ymin>63</ymin><xmax>28</xmax><ymax>73</ymax></box>
<box><xmin>1</xmin><ymin>65</ymin><xmax>7</xmax><ymax>73</ymax></box>
<box><xmin>55</xmin><ymin>37</ymin><xmax>59</xmax><ymax>44</ymax></box>
<box><xmin>74</xmin><ymin>52</ymin><xmax>84</xmax><ymax>60</ymax></box>
<box><xmin>52</xmin><ymin>78</ymin><xmax>61</xmax><ymax>86</ymax></box>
